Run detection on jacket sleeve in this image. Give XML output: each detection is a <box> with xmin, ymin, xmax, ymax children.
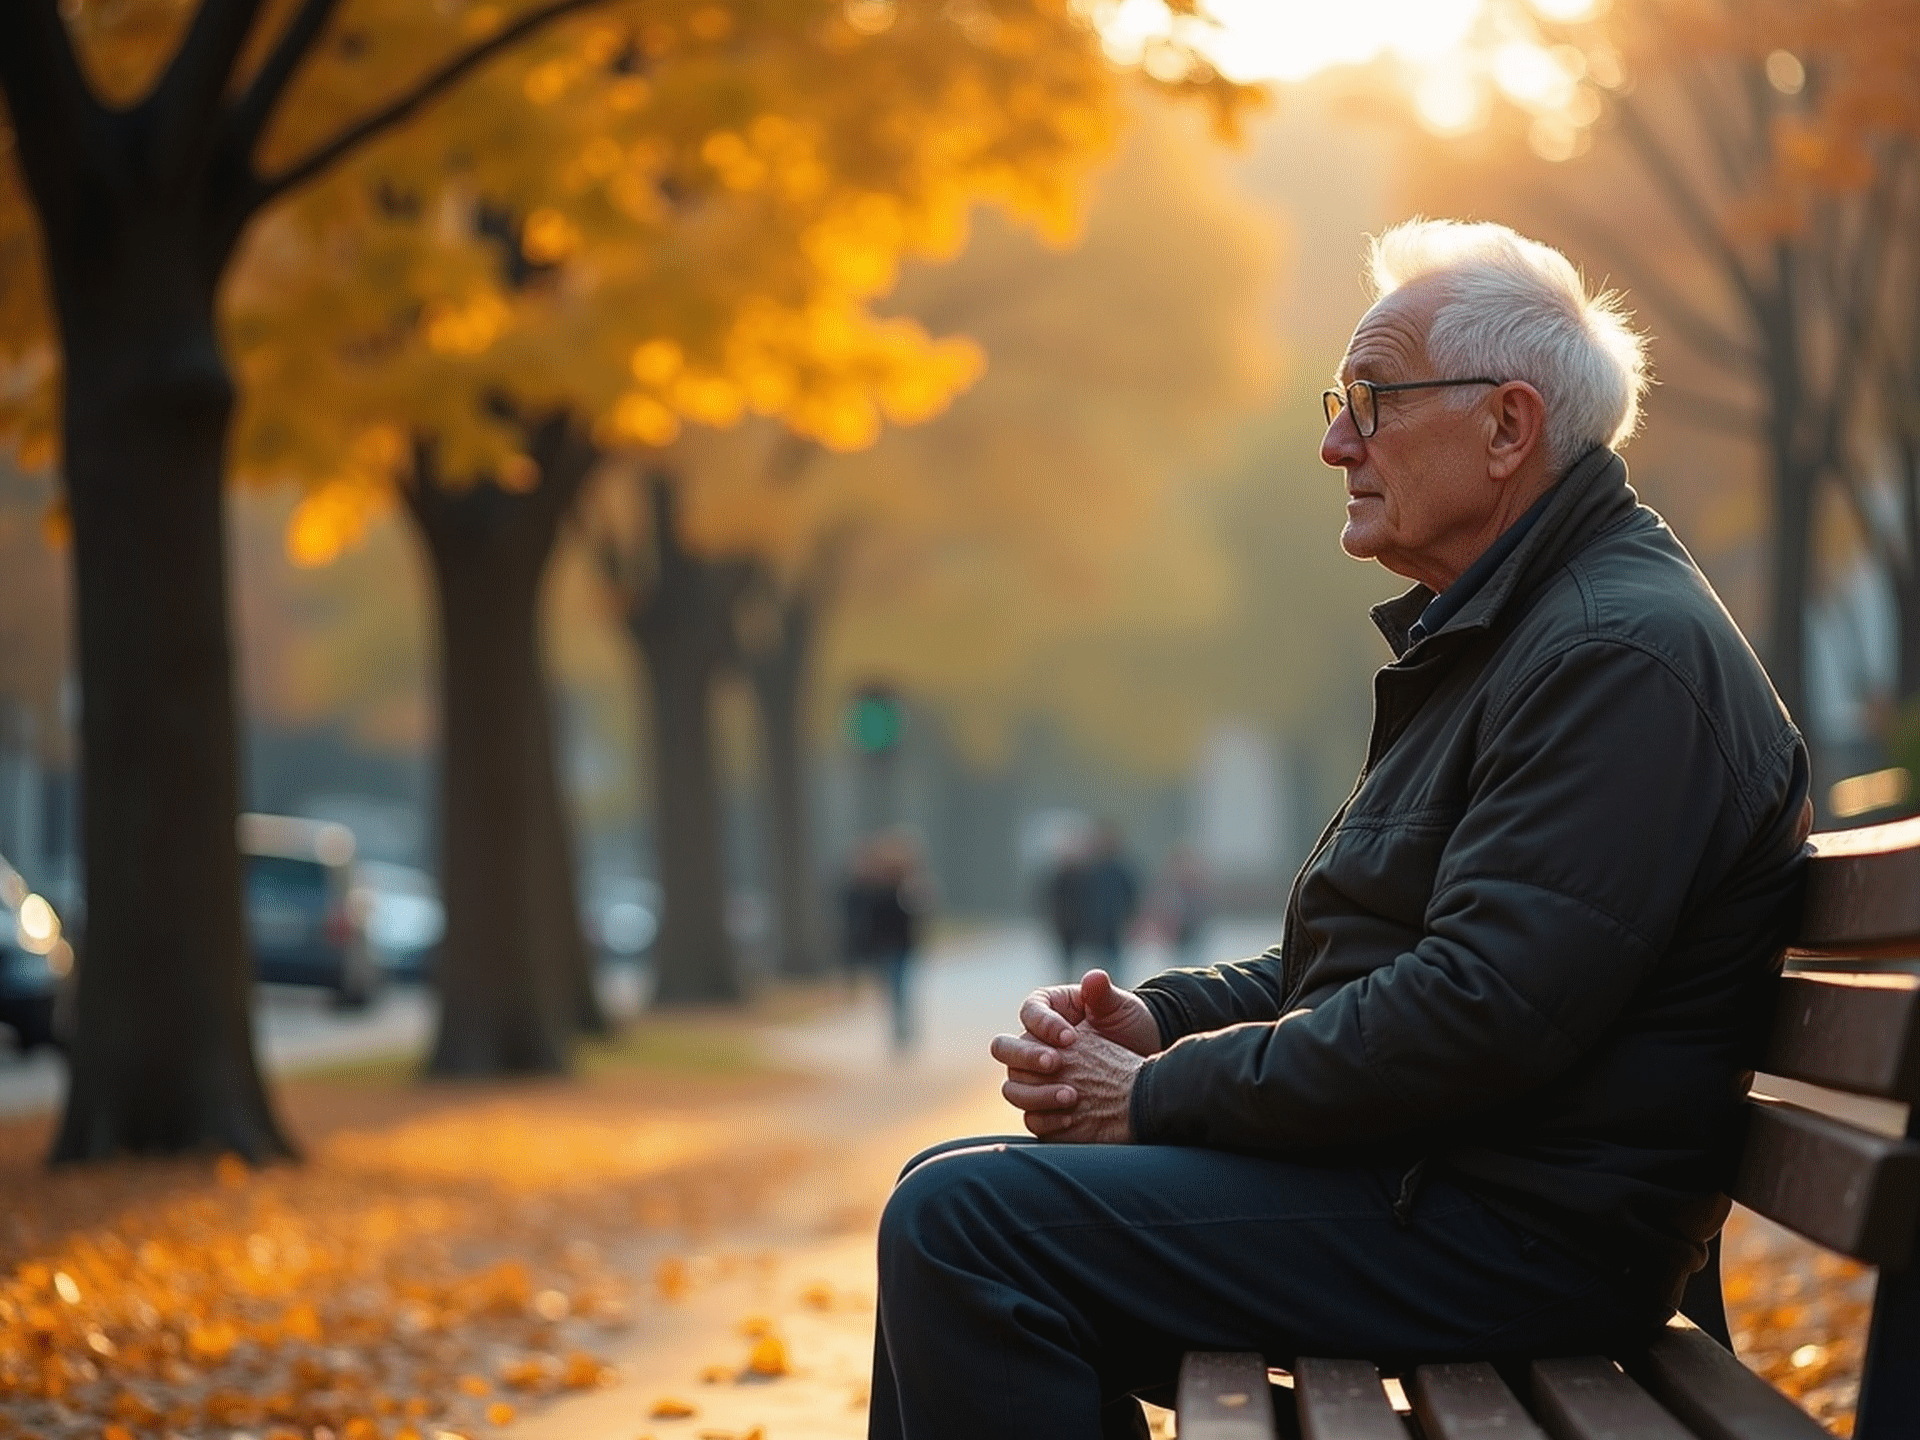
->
<box><xmin>1131</xmin><ymin>638</ymin><xmax>1796</xmax><ymax>1151</ymax></box>
<box><xmin>1134</xmin><ymin>947</ymin><xmax>1290</xmax><ymax>1046</ymax></box>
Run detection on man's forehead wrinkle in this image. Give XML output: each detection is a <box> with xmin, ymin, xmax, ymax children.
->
<box><xmin>1340</xmin><ymin>323</ymin><xmax>1426</xmax><ymax>384</ymax></box>
<box><xmin>1338</xmin><ymin>282</ymin><xmax>1440</xmax><ymax>384</ymax></box>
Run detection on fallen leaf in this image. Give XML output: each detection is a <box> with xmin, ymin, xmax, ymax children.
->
<box><xmin>562</xmin><ymin>1351</ymin><xmax>608</xmax><ymax>1389</ymax></box>
<box><xmin>656</xmin><ymin>1258</ymin><xmax>690</xmax><ymax>1301</ymax></box>
<box><xmin>746</xmin><ymin>1335</ymin><xmax>788</xmax><ymax>1377</ymax></box>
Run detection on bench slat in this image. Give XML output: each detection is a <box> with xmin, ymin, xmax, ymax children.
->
<box><xmin>1529</xmin><ymin>1355</ymin><xmax>1695</xmax><ymax>1440</ymax></box>
<box><xmin>1410</xmin><ymin>1362</ymin><xmax>1548</xmax><ymax>1440</ymax></box>
<box><xmin>1733</xmin><ymin>1096</ymin><xmax>1920</xmax><ymax>1265</ymax></box>
<box><xmin>1295</xmin><ymin>1357</ymin><xmax>1408</xmax><ymax>1440</ymax></box>
<box><xmin>1628</xmin><ymin>1320</ymin><xmax>1830</xmax><ymax>1440</ymax></box>
<box><xmin>1176</xmin><ymin>1351</ymin><xmax>1276</xmax><ymax>1440</ymax></box>
<box><xmin>1798</xmin><ymin>817</ymin><xmax>1920</xmax><ymax>954</ymax></box>
<box><xmin>1762</xmin><ymin>971</ymin><xmax>1920</xmax><ymax>1102</ymax></box>
<box><xmin>1175</xmin><ymin>822</ymin><xmax>1920</xmax><ymax>1440</ymax></box>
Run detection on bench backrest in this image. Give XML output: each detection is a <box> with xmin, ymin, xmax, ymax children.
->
<box><xmin>1735</xmin><ymin>818</ymin><xmax>1920</xmax><ymax>1438</ymax></box>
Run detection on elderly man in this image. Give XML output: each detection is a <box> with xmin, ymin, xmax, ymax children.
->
<box><xmin>867</xmin><ymin>220</ymin><xmax>1810</xmax><ymax>1440</ymax></box>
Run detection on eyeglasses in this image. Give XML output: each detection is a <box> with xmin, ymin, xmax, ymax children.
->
<box><xmin>1322</xmin><ymin>377</ymin><xmax>1504</xmax><ymax>438</ymax></box>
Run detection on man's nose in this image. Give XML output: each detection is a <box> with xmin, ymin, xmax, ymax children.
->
<box><xmin>1322</xmin><ymin>410</ymin><xmax>1361</xmax><ymax>468</ymax></box>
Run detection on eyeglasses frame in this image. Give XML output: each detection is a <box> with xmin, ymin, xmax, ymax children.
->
<box><xmin>1322</xmin><ymin>377</ymin><xmax>1506</xmax><ymax>438</ymax></box>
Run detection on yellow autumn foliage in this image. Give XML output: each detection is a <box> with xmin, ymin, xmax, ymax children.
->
<box><xmin>0</xmin><ymin>1078</ymin><xmax>810</xmax><ymax>1440</ymax></box>
<box><xmin>155</xmin><ymin>0</ymin><xmax>1253</xmax><ymax>568</ymax></box>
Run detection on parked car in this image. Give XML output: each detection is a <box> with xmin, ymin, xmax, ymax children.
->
<box><xmin>352</xmin><ymin>859</ymin><xmax>444</xmax><ymax>983</ymax></box>
<box><xmin>0</xmin><ymin>851</ymin><xmax>75</xmax><ymax>1051</ymax></box>
<box><xmin>241</xmin><ymin>813</ymin><xmax>381</xmax><ymax>1008</ymax></box>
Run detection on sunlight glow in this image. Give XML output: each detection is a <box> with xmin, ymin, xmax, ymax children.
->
<box><xmin>1099</xmin><ymin>0</ymin><xmax>1483</xmax><ymax>84</ymax></box>
<box><xmin>1413</xmin><ymin>63</ymin><xmax>1491</xmax><ymax>136</ymax></box>
<box><xmin>1493</xmin><ymin>41</ymin><xmax>1580</xmax><ymax>110</ymax></box>
<box><xmin>1766</xmin><ymin>49</ymin><xmax>1807</xmax><ymax>95</ymax></box>
<box><xmin>1530</xmin><ymin>0</ymin><xmax>1608</xmax><ymax>19</ymax></box>
<box><xmin>1095</xmin><ymin>0</ymin><xmax>1621</xmax><ymax>165</ymax></box>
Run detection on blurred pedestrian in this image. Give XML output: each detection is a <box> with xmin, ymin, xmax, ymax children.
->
<box><xmin>841</xmin><ymin>830</ymin><xmax>929</xmax><ymax>1054</ymax></box>
<box><xmin>1148</xmin><ymin>843</ymin><xmax>1210</xmax><ymax>967</ymax></box>
<box><xmin>1077</xmin><ymin>820</ymin><xmax>1139</xmax><ymax>981</ymax></box>
<box><xmin>1040</xmin><ymin>836</ymin><xmax>1088</xmax><ymax>983</ymax></box>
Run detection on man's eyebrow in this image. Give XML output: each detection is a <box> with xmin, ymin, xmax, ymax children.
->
<box><xmin>1343</xmin><ymin>356</ymin><xmax>1397</xmax><ymax>383</ymax></box>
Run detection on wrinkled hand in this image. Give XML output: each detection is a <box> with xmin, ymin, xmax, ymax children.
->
<box><xmin>989</xmin><ymin>970</ymin><xmax>1159</xmax><ymax>1143</ymax></box>
<box><xmin>993</xmin><ymin>1023</ymin><xmax>1145</xmax><ymax>1142</ymax></box>
<box><xmin>1015</xmin><ymin>969</ymin><xmax>1161</xmax><ymax>1058</ymax></box>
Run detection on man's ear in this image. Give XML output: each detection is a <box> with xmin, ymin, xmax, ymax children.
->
<box><xmin>1486</xmin><ymin>381</ymin><xmax>1547</xmax><ymax>480</ymax></box>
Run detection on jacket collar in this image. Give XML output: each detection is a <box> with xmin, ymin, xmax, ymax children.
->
<box><xmin>1370</xmin><ymin>446</ymin><xmax>1636</xmax><ymax>660</ymax></box>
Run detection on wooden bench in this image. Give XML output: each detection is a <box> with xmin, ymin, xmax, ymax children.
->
<box><xmin>1175</xmin><ymin>817</ymin><xmax>1920</xmax><ymax>1440</ymax></box>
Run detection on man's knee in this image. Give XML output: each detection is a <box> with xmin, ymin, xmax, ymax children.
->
<box><xmin>879</xmin><ymin>1142</ymin><xmax>1016</xmax><ymax>1280</ymax></box>
<box><xmin>892</xmin><ymin>1134</ymin><xmax>1023</xmax><ymax>1183</ymax></box>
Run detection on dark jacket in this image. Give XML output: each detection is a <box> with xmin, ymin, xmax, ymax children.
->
<box><xmin>1129</xmin><ymin>448</ymin><xmax>1810</xmax><ymax>1306</ymax></box>
<box><xmin>1079</xmin><ymin>856</ymin><xmax>1139</xmax><ymax>946</ymax></box>
<box><xmin>844</xmin><ymin>875</ymin><xmax>918</xmax><ymax>960</ymax></box>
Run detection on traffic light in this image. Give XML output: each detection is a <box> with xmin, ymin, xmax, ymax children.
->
<box><xmin>846</xmin><ymin>684</ymin><xmax>904</xmax><ymax>754</ymax></box>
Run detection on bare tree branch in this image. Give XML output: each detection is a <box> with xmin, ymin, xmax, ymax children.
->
<box><xmin>1533</xmin><ymin>193</ymin><xmax>1762</xmax><ymax>367</ymax></box>
<box><xmin>1682</xmin><ymin>49</ymin><xmax>1764</xmax><ymax>201</ymax></box>
<box><xmin>249</xmin><ymin>0</ymin><xmax>617</xmax><ymax>210</ymax></box>
<box><xmin>1637</xmin><ymin>0</ymin><xmax>1757</xmax><ymax>198</ymax></box>
<box><xmin>1658</xmin><ymin>385</ymin><xmax>1763</xmax><ymax>439</ymax></box>
<box><xmin>145</xmin><ymin>0</ymin><xmax>268</xmax><ymax>185</ymax></box>
<box><xmin>1613</xmin><ymin>95</ymin><xmax>1771</xmax><ymax>323</ymax></box>
<box><xmin>0</xmin><ymin>0</ymin><xmax>106</xmax><ymax>236</ymax></box>
<box><xmin>1863</xmin><ymin>147</ymin><xmax>1920</xmax><ymax>399</ymax></box>
<box><xmin>516</xmin><ymin>403</ymin><xmax>603</xmax><ymax>526</ymax></box>
<box><xmin>1835</xmin><ymin>469</ymin><xmax>1897</xmax><ymax>570</ymax></box>
<box><xmin>1803</xmin><ymin>151</ymin><xmax>1907</xmax><ymax>484</ymax></box>
<box><xmin>225</xmin><ymin>0</ymin><xmax>348</xmax><ymax>163</ymax></box>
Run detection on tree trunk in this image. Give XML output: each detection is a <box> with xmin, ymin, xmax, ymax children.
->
<box><xmin>404</xmin><ymin>414</ymin><xmax>599</xmax><ymax>1074</ymax></box>
<box><xmin>623</xmin><ymin>474</ymin><xmax>748</xmax><ymax>1006</ymax></box>
<box><xmin>1764</xmin><ymin>441</ymin><xmax>1816</xmax><ymax>726</ymax></box>
<box><xmin>1754</xmin><ymin>252</ymin><xmax>1817</xmax><ymax>729</ymax></box>
<box><xmin>0</xmin><ymin>0</ymin><xmax>630</xmax><ymax>1154</ymax></box>
<box><xmin>51</xmin><ymin>253</ymin><xmax>293</xmax><ymax>1161</ymax></box>
<box><xmin>742</xmin><ymin>571</ymin><xmax>828</xmax><ymax>979</ymax></box>
<box><xmin>527</xmin><ymin>643</ymin><xmax>608</xmax><ymax>1034</ymax></box>
<box><xmin>1895</xmin><ymin>434</ymin><xmax>1920</xmax><ymax>709</ymax></box>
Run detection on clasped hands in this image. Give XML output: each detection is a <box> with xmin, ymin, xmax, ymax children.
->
<box><xmin>989</xmin><ymin>968</ymin><xmax>1160</xmax><ymax>1143</ymax></box>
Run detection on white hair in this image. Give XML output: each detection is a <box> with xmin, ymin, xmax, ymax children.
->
<box><xmin>1367</xmin><ymin>218</ymin><xmax>1650</xmax><ymax>475</ymax></box>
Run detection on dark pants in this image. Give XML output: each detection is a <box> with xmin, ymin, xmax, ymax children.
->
<box><xmin>877</xmin><ymin>947</ymin><xmax>914</xmax><ymax>1052</ymax></box>
<box><xmin>869</xmin><ymin>1136</ymin><xmax>1666</xmax><ymax>1440</ymax></box>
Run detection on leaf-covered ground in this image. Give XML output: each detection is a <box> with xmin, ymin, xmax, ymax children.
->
<box><xmin>1722</xmin><ymin>1208</ymin><xmax>1873</xmax><ymax>1437</ymax></box>
<box><xmin>0</xmin><ymin>1011</ymin><xmax>1874</xmax><ymax>1440</ymax></box>
<box><xmin>0</xmin><ymin>1022</ymin><xmax>844</xmax><ymax>1440</ymax></box>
